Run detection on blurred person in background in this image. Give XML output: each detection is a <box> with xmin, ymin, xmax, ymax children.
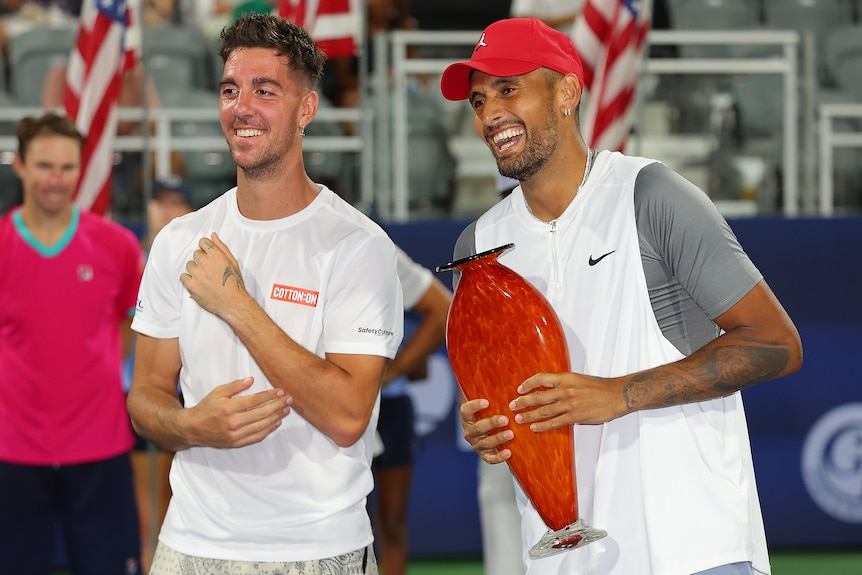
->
<box><xmin>0</xmin><ymin>0</ymin><xmax>79</xmax><ymax>62</ymax></box>
<box><xmin>373</xmin><ymin>246</ymin><xmax>452</xmax><ymax>575</ymax></box>
<box><xmin>143</xmin><ymin>175</ymin><xmax>195</xmax><ymax>249</ymax></box>
<box><xmin>0</xmin><ymin>111</ymin><xmax>144</xmax><ymax>574</ymax></box>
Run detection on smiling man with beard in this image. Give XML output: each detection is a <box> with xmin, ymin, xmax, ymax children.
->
<box><xmin>441</xmin><ymin>17</ymin><xmax>803</xmax><ymax>575</ymax></box>
<box><xmin>127</xmin><ymin>13</ymin><xmax>403</xmax><ymax>575</ymax></box>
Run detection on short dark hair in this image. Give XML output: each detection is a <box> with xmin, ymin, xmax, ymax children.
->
<box><xmin>17</xmin><ymin>112</ymin><xmax>84</xmax><ymax>162</ymax></box>
<box><xmin>219</xmin><ymin>13</ymin><xmax>327</xmax><ymax>91</ymax></box>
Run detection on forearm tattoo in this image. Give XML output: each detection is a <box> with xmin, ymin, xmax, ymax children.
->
<box><xmin>623</xmin><ymin>339</ymin><xmax>790</xmax><ymax>410</ymax></box>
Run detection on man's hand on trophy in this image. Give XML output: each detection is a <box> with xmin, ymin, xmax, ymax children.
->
<box><xmin>460</xmin><ymin>397</ymin><xmax>515</xmax><ymax>464</ymax></box>
<box><xmin>510</xmin><ymin>371</ymin><xmax>626</xmax><ymax>429</ymax></box>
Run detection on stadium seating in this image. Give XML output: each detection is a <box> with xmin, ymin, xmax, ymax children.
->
<box><xmin>8</xmin><ymin>26</ymin><xmax>76</xmax><ymax>104</ymax></box>
<box><xmin>668</xmin><ymin>0</ymin><xmax>761</xmax><ymax>58</ymax></box>
<box><xmin>160</xmin><ymin>89</ymin><xmax>235</xmax><ymax>207</ymax></box>
<box><xmin>823</xmin><ymin>24</ymin><xmax>862</xmax><ymax>100</ymax></box>
<box><xmin>405</xmin><ymin>91</ymin><xmax>457</xmax><ymax>219</ymax></box>
<box><xmin>763</xmin><ymin>0</ymin><xmax>854</xmax><ymax>82</ymax></box>
<box><xmin>142</xmin><ymin>24</ymin><xmax>210</xmax><ymax>95</ymax></box>
<box><xmin>303</xmin><ymin>95</ymin><xmax>346</xmax><ymax>191</ymax></box>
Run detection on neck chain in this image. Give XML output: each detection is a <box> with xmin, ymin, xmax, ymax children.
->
<box><xmin>523</xmin><ymin>147</ymin><xmax>595</xmax><ymax>222</ymax></box>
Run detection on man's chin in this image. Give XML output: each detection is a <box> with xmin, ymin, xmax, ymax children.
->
<box><xmin>237</xmin><ymin>162</ymin><xmax>279</xmax><ymax>181</ymax></box>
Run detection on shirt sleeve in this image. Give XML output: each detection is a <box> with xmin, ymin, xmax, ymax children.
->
<box><xmin>131</xmin><ymin>221</ymin><xmax>191</xmax><ymax>339</ymax></box>
<box><xmin>394</xmin><ymin>245</ymin><xmax>433</xmax><ymax>309</ymax></box>
<box><xmin>634</xmin><ymin>161</ymin><xmax>762</xmax><ymax>320</ymax></box>
<box><xmin>323</xmin><ymin>232</ymin><xmax>404</xmax><ymax>359</ymax></box>
<box><xmin>117</xmin><ymin>225</ymin><xmax>145</xmax><ymax>320</ymax></box>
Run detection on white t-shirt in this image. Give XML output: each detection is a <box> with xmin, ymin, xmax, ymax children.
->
<box><xmin>382</xmin><ymin>246</ymin><xmax>434</xmax><ymax>399</ymax></box>
<box><xmin>396</xmin><ymin>245</ymin><xmax>434</xmax><ymax>309</ymax></box>
<box><xmin>133</xmin><ymin>186</ymin><xmax>403</xmax><ymax>562</ymax></box>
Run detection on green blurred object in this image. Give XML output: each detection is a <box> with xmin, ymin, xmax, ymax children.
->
<box><xmin>770</xmin><ymin>550</ymin><xmax>862</xmax><ymax>574</ymax></box>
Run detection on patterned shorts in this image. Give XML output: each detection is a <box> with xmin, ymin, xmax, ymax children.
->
<box><xmin>149</xmin><ymin>542</ymin><xmax>379</xmax><ymax>575</ymax></box>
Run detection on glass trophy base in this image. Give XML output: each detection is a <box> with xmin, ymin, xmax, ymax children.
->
<box><xmin>528</xmin><ymin>518</ymin><xmax>608</xmax><ymax>559</ymax></box>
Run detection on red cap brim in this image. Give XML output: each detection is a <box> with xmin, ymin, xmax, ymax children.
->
<box><xmin>440</xmin><ymin>59</ymin><xmax>543</xmax><ymax>101</ymax></box>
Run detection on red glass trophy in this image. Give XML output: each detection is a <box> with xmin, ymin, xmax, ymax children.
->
<box><xmin>437</xmin><ymin>243</ymin><xmax>606</xmax><ymax>558</ymax></box>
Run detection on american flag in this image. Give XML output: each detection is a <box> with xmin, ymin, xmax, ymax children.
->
<box><xmin>278</xmin><ymin>0</ymin><xmax>363</xmax><ymax>58</ymax></box>
<box><xmin>63</xmin><ymin>0</ymin><xmax>139</xmax><ymax>215</ymax></box>
<box><xmin>573</xmin><ymin>0</ymin><xmax>651</xmax><ymax>152</ymax></box>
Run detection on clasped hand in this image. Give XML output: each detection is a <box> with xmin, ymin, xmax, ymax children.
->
<box><xmin>459</xmin><ymin>371</ymin><xmax>624</xmax><ymax>464</ymax></box>
<box><xmin>181</xmin><ymin>233</ymin><xmax>247</xmax><ymax>318</ymax></box>
<box><xmin>187</xmin><ymin>377</ymin><xmax>292</xmax><ymax>449</ymax></box>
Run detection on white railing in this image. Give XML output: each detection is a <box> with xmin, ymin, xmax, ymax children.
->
<box><xmin>0</xmin><ymin>103</ymin><xmax>373</xmax><ymax>211</ymax></box>
<box><xmin>643</xmin><ymin>29</ymin><xmax>801</xmax><ymax>216</ymax></box>
<box><xmin>817</xmin><ymin>103</ymin><xmax>862</xmax><ymax>216</ymax></box>
<box><xmin>5</xmin><ymin>28</ymin><xmax>857</xmax><ymax>221</ymax></box>
<box><xmin>385</xmin><ymin>30</ymin><xmax>478</xmax><ymax>222</ymax></box>
<box><xmin>385</xmin><ymin>28</ymin><xmax>802</xmax><ymax>220</ymax></box>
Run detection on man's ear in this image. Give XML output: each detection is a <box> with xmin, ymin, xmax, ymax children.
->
<box><xmin>11</xmin><ymin>153</ymin><xmax>24</xmax><ymax>180</ymax></box>
<box><xmin>299</xmin><ymin>90</ymin><xmax>319</xmax><ymax>130</ymax></box>
<box><xmin>561</xmin><ymin>73</ymin><xmax>583</xmax><ymax>110</ymax></box>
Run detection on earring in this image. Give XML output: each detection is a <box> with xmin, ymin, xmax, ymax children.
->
<box><xmin>564</xmin><ymin>108</ymin><xmax>572</xmax><ymax>117</ymax></box>
<box><xmin>300</xmin><ymin>125</ymin><xmax>306</xmax><ymax>136</ymax></box>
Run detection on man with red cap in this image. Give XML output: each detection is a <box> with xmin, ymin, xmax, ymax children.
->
<box><xmin>441</xmin><ymin>17</ymin><xmax>802</xmax><ymax>575</ymax></box>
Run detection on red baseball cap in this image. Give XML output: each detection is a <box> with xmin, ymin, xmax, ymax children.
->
<box><xmin>440</xmin><ymin>17</ymin><xmax>585</xmax><ymax>101</ymax></box>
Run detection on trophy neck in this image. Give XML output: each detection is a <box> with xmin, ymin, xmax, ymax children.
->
<box><xmin>435</xmin><ymin>243</ymin><xmax>515</xmax><ymax>273</ymax></box>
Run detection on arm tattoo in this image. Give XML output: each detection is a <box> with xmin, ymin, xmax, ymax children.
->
<box><xmin>623</xmin><ymin>340</ymin><xmax>790</xmax><ymax>410</ymax></box>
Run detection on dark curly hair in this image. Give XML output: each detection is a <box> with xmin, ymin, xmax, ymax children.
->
<box><xmin>219</xmin><ymin>13</ymin><xmax>327</xmax><ymax>91</ymax></box>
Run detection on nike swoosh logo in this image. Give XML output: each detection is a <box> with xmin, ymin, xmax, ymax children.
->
<box><xmin>588</xmin><ymin>250</ymin><xmax>616</xmax><ymax>266</ymax></box>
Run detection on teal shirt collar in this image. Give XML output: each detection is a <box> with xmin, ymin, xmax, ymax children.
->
<box><xmin>13</xmin><ymin>205</ymin><xmax>80</xmax><ymax>257</ymax></box>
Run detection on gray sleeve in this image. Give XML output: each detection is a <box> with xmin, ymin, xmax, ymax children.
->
<box><xmin>450</xmin><ymin>221</ymin><xmax>478</xmax><ymax>291</ymax></box>
<box><xmin>635</xmin><ymin>162</ymin><xmax>762</xmax><ymax>354</ymax></box>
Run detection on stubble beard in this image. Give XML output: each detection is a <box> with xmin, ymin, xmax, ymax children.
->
<box><xmin>495</xmin><ymin>100</ymin><xmax>559</xmax><ymax>182</ymax></box>
<box><xmin>230</xmin><ymin>123</ymin><xmax>298</xmax><ymax>181</ymax></box>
